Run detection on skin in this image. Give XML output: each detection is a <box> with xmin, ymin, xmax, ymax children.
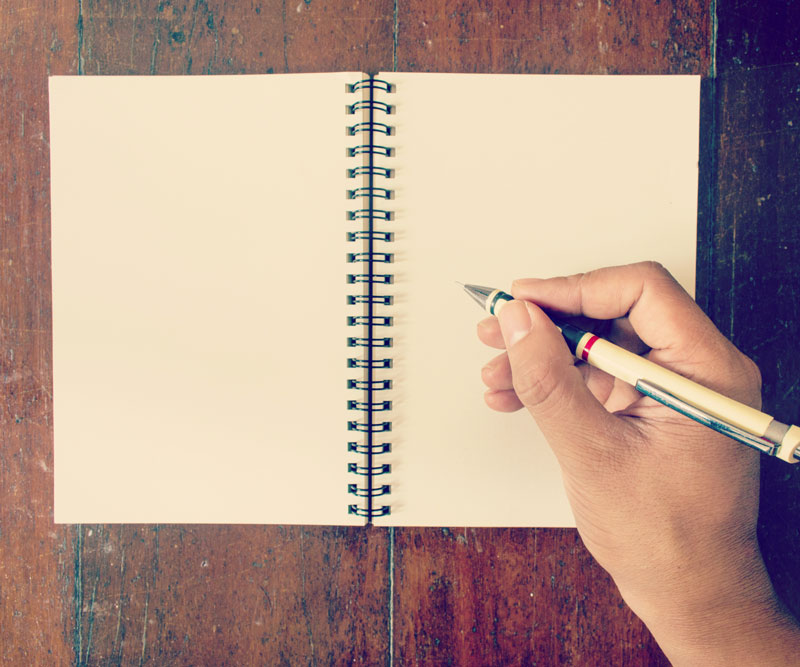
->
<box><xmin>477</xmin><ymin>261</ymin><xmax>800</xmax><ymax>665</ymax></box>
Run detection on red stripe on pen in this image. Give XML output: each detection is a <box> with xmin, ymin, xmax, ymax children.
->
<box><xmin>580</xmin><ymin>335</ymin><xmax>599</xmax><ymax>361</ymax></box>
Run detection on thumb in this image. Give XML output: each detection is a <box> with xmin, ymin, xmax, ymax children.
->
<box><xmin>497</xmin><ymin>300</ymin><xmax>627</xmax><ymax>463</ymax></box>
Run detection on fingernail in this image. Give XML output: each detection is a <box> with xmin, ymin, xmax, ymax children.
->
<box><xmin>498</xmin><ymin>300</ymin><xmax>533</xmax><ymax>348</ymax></box>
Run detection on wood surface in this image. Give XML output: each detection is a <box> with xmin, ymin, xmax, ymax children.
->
<box><xmin>708</xmin><ymin>1</ymin><xmax>800</xmax><ymax>622</ymax></box>
<box><xmin>1</xmin><ymin>1</ymin><xmax>797</xmax><ymax>664</ymax></box>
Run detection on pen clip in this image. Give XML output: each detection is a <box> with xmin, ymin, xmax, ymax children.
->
<box><xmin>635</xmin><ymin>379</ymin><xmax>780</xmax><ymax>457</ymax></box>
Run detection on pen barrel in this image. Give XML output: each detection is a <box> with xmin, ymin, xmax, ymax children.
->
<box><xmin>487</xmin><ymin>290</ymin><xmax>513</xmax><ymax>315</ymax></box>
<box><xmin>576</xmin><ymin>337</ymin><xmax>774</xmax><ymax>437</ymax></box>
<box><xmin>777</xmin><ymin>425</ymin><xmax>800</xmax><ymax>463</ymax></box>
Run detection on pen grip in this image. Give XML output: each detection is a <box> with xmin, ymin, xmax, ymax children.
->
<box><xmin>488</xmin><ymin>293</ymin><xmax>774</xmax><ymax>439</ymax></box>
<box><xmin>575</xmin><ymin>336</ymin><xmax>774</xmax><ymax>437</ymax></box>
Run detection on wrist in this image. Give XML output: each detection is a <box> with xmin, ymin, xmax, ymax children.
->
<box><xmin>647</xmin><ymin>591</ymin><xmax>800</xmax><ymax>666</ymax></box>
<box><xmin>617</xmin><ymin>545</ymin><xmax>800</xmax><ymax>665</ymax></box>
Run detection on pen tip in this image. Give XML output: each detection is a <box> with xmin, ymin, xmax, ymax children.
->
<box><xmin>455</xmin><ymin>281</ymin><xmax>465</xmax><ymax>287</ymax></box>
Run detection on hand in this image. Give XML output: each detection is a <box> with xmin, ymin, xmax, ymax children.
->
<box><xmin>478</xmin><ymin>262</ymin><xmax>800</xmax><ymax>665</ymax></box>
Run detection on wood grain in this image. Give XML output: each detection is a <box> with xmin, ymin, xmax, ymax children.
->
<box><xmin>77</xmin><ymin>0</ymin><xmax>394</xmax><ymax>75</ymax></box>
<box><xmin>1</xmin><ymin>1</ymin><xmax>394</xmax><ymax>665</ymax></box>
<box><xmin>396</xmin><ymin>0</ymin><xmax>710</xmax><ymax>74</ymax></box>
<box><xmin>6</xmin><ymin>1</ymin><xmax>798</xmax><ymax>665</ymax></box>
<box><xmin>393</xmin><ymin>528</ymin><xmax>668</xmax><ymax>666</ymax></box>
<box><xmin>0</xmin><ymin>2</ymin><xmax>77</xmax><ymax>664</ymax></box>
<box><xmin>709</xmin><ymin>2</ymin><xmax>800</xmax><ymax>620</ymax></box>
<box><xmin>73</xmin><ymin>525</ymin><xmax>389</xmax><ymax>664</ymax></box>
<box><xmin>392</xmin><ymin>1</ymin><xmax>709</xmax><ymax>664</ymax></box>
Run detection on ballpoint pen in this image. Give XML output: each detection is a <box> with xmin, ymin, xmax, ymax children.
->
<box><xmin>462</xmin><ymin>283</ymin><xmax>800</xmax><ymax>463</ymax></box>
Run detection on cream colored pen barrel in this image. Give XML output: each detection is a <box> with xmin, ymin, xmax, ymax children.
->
<box><xmin>481</xmin><ymin>288</ymin><xmax>795</xmax><ymax>461</ymax></box>
<box><xmin>490</xmin><ymin>291</ymin><xmax>772</xmax><ymax>436</ymax></box>
<box><xmin>574</xmin><ymin>335</ymin><xmax>774</xmax><ymax>437</ymax></box>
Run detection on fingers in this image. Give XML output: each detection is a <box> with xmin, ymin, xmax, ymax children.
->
<box><xmin>496</xmin><ymin>299</ymin><xmax>636</xmax><ymax>463</ymax></box>
<box><xmin>481</xmin><ymin>351</ymin><xmax>513</xmax><ymax>389</ymax></box>
<box><xmin>481</xmin><ymin>346</ymin><xmax>627</xmax><ymax>411</ymax></box>
<box><xmin>479</xmin><ymin>308</ymin><xmax>649</xmax><ymax>355</ymax></box>
<box><xmin>484</xmin><ymin>389</ymin><xmax>524</xmax><ymax>412</ymax></box>
<box><xmin>510</xmin><ymin>262</ymin><xmax>760</xmax><ymax>402</ymax></box>
<box><xmin>510</xmin><ymin>262</ymin><xmax>707</xmax><ymax>355</ymax></box>
<box><xmin>477</xmin><ymin>317</ymin><xmax>505</xmax><ymax>349</ymax></box>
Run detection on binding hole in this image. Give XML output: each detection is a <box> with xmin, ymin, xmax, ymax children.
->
<box><xmin>346</xmin><ymin>336</ymin><xmax>393</xmax><ymax>348</ymax></box>
<box><xmin>348</xmin><ymin>504</ymin><xmax>391</xmax><ymax>517</ymax></box>
<box><xmin>348</xmin><ymin>121</ymin><xmax>394</xmax><ymax>136</ymax></box>
<box><xmin>347</xmin><ymin>315</ymin><xmax>393</xmax><ymax>327</ymax></box>
<box><xmin>347</xmin><ymin>462</ymin><xmax>392</xmax><ymax>475</ymax></box>
<box><xmin>346</xmin><ymin>231</ymin><xmax>394</xmax><ymax>243</ymax></box>
<box><xmin>347</xmin><ymin>421</ymin><xmax>392</xmax><ymax>433</ymax></box>
<box><xmin>347</xmin><ymin>253</ymin><xmax>393</xmax><ymax>264</ymax></box>
<box><xmin>346</xmin><ymin>378</ymin><xmax>392</xmax><ymax>390</ymax></box>
<box><xmin>348</xmin><ymin>78</ymin><xmax>394</xmax><ymax>94</ymax></box>
<box><xmin>347</xmin><ymin>145</ymin><xmax>394</xmax><ymax>158</ymax></box>
<box><xmin>347</xmin><ymin>187</ymin><xmax>393</xmax><ymax>200</ymax></box>
<box><xmin>347</xmin><ymin>166</ymin><xmax>394</xmax><ymax>179</ymax></box>
<box><xmin>346</xmin><ymin>274</ymin><xmax>393</xmax><ymax>285</ymax></box>
<box><xmin>348</xmin><ymin>400</ymin><xmax>392</xmax><ymax>411</ymax></box>
<box><xmin>347</xmin><ymin>357</ymin><xmax>392</xmax><ymax>368</ymax></box>
<box><xmin>348</xmin><ymin>100</ymin><xmax>394</xmax><ymax>115</ymax></box>
<box><xmin>348</xmin><ymin>441</ymin><xmax>392</xmax><ymax>454</ymax></box>
<box><xmin>348</xmin><ymin>484</ymin><xmax>391</xmax><ymax>498</ymax></box>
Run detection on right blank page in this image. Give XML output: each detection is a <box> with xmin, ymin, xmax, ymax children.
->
<box><xmin>379</xmin><ymin>74</ymin><xmax>700</xmax><ymax>527</ymax></box>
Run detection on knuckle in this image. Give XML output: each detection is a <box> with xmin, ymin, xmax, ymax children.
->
<box><xmin>481</xmin><ymin>360</ymin><xmax>500</xmax><ymax>387</ymax></box>
<box><xmin>636</xmin><ymin>260</ymin><xmax>680</xmax><ymax>291</ymax></box>
<box><xmin>739</xmin><ymin>353</ymin><xmax>763</xmax><ymax>403</ymax></box>
<box><xmin>480</xmin><ymin>363</ymin><xmax>493</xmax><ymax>386</ymax></box>
<box><xmin>481</xmin><ymin>354</ymin><xmax>510</xmax><ymax>390</ymax></box>
<box><xmin>712</xmin><ymin>347</ymin><xmax>763</xmax><ymax>407</ymax></box>
<box><xmin>638</xmin><ymin>259</ymin><xmax>668</xmax><ymax>277</ymax></box>
<box><xmin>743</xmin><ymin>354</ymin><xmax>762</xmax><ymax>389</ymax></box>
<box><xmin>512</xmin><ymin>357</ymin><xmax>563</xmax><ymax>411</ymax></box>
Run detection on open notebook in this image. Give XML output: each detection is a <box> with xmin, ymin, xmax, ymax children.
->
<box><xmin>49</xmin><ymin>73</ymin><xmax>699</xmax><ymax>526</ymax></box>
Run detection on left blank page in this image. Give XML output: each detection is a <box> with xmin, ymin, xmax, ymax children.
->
<box><xmin>50</xmin><ymin>74</ymin><xmax>360</xmax><ymax>524</ymax></box>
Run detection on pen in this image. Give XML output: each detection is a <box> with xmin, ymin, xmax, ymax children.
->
<box><xmin>462</xmin><ymin>283</ymin><xmax>800</xmax><ymax>463</ymax></box>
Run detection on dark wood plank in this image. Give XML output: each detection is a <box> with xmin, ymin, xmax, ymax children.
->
<box><xmin>394</xmin><ymin>528</ymin><xmax>669</xmax><ymax>666</ymax></box>
<box><xmin>396</xmin><ymin>0</ymin><xmax>710</xmax><ymax>74</ymax></box>
<box><xmin>78</xmin><ymin>0</ymin><xmax>394</xmax><ymax>75</ymax></box>
<box><xmin>285</xmin><ymin>0</ymin><xmax>394</xmax><ymax>73</ymax></box>
<box><xmin>78</xmin><ymin>1</ymin><xmax>286</xmax><ymax>75</ymax></box>
<box><xmin>74</xmin><ymin>525</ymin><xmax>389</xmax><ymax>664</ymax></box>
<box><xmin>709</xmin><ymin>1</ymin><xmax>800</xmax><ymax>619</ymax></box>
<box><xmin>0</xmin><ymin>2</ymin><xmax>78</xmax><ymax>664</ymax></box>
<box><xmin>392</xmin><ymin>1</ymin><xmax>710</xmax><ymax>664</ymax></box>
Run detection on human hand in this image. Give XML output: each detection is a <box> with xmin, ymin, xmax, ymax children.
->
<box><xmin>478</xmin><ymin>262</ymin><xmax>800</xmax><ymax>665</ymax></box>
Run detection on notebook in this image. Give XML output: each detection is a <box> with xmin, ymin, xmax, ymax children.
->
<box><xmin>48</xmin><ymin>72</ymin><xmax>700</xmax><ymax>526</ymax></box>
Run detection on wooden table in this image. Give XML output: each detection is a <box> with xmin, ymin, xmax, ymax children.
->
<box><xmin>2</xmin><ymin>1</ymin><xmax>798</xmax><ymax>663</ymax></box>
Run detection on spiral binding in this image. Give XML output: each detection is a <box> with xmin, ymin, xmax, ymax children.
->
<box><xmin>348</xmin><ymin>166</ymin><xmax>393</xmax><ymax>178</ymax></box>
<box><xmin>347</xmin><ymin>274</ymin><xmax>392</xmax><ymax>284</ymax></box>
<box><xmin>347</xmin><ymin>231</ymin><xmax>394</xmax><ymax>243</ymax></box>
<box><xmin>346</xmin><ymin>75</ymin><xmax>395</xmax><ymax>521</ymax></box>
<box><xmin>347</xmin><ymin>378</ymin><xmax>391</xmax><ymax>390</ymax></box>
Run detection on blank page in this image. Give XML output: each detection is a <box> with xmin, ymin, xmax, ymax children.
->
<box><xmin>50</xmin><ymin>74</ymin><xmax>361</xmax><ymax>524</ymax></box>
<box><xmin>375</xmin><ymin>73</ymin><xmax>699</xmax><ymax>526</ymax></box>
<box><xmin>51</xmin><ymin>73</ymin><xmax>699</xmax><ymax>527</ymax></box>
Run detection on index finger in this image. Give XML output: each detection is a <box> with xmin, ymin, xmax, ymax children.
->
<box><xmin>510</xmin><ymin>261</ymin><xmax>712</xmax><ymax>355</ymax></box>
